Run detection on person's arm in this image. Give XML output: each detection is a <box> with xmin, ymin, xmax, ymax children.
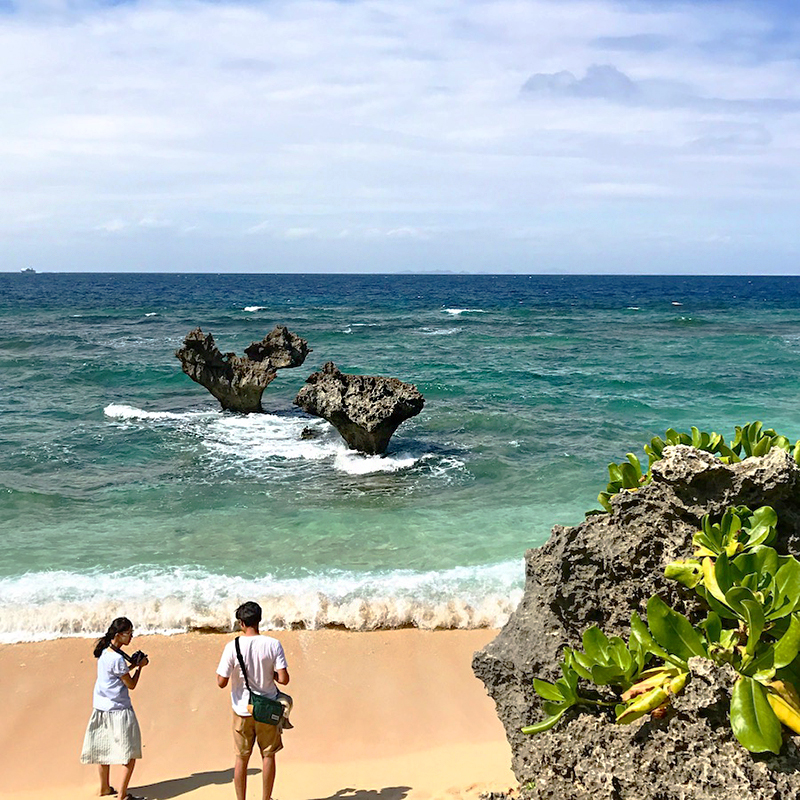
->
<box><xmin>274</xmin><ymin>667</ymin><xmax>290</xmax><ymax>686</ymax></box>
<box><xmin>216</xmin><ymin>643</ymin><xmax>233</xmax><ymax>689</ymax></box>
<box><xmin>119</xmin><ymin>657</ymin><xmax>148</xmax><ymax>690</ymax></box>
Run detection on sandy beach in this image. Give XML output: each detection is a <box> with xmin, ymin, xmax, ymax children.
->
<box><xmin>0</xmin><ymin>628</ymin><xmax>515</xmax><ymax>800</ymax></box>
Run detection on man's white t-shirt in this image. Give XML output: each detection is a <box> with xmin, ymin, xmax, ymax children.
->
<box><xmin>93</xmin><ymin>648</ymin><xmax>132</xmax><ymax>711</ymax></box>
<box><xmin>217</xmin><ymin>635</ymin><xmax>288</xmax><ymax>716</ymax></box>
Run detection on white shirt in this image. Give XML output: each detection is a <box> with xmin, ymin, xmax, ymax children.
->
<box><xmin>216</xmin><ymin>635</ymin><xmax>288</xmax><ymax>716</ymax></box>
<box><xmin>93</xmin><ymin>648</ymin><xmax>132</xmax><ymax>711</ymax></box>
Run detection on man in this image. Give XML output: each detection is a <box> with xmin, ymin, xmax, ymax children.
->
<box><xmin>216</xmin><ymin>601</ymin><xmax>290</xmax><ymax>800</ymax></box>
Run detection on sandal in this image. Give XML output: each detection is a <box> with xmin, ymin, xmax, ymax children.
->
<box><xmin>101</xmin><ymin>789</ymin><xmax>117</xmax><ymax>797</ymax></box>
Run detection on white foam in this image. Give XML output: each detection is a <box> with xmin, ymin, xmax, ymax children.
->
<box><xmin>333</xmin><ymin>450</ymin><xmax>421</xmax><ymax>475</ymax></box>
<box><xmin>202</xmin><ymin>415</ymin><xmax>340</xmax><ymax>466</ymax></box>
<box><xmin>0</xmin><ymin>562</ymin><xmax>524</xmax><ymax>642</ymax></box>
<box><xmin>104</xmin><ymin>403</ymin><xmax>202</xmax><ymax>421</ymax></box>
<box><xmin>243</xmin><ymin>306</ymin><xmax>268</xmax><ymax>312</ymax></box>
<box><xmin>672</xmin><ymin>302</ymin><xmax>683</xmax><ymax>306</ymax></box>
<box><xmin>443</xmin><ymin>308</ymin><xmax>487</xmax><ymax>316</ymax></box>
<box><xmin>420</xmin><ymin>328</ymin><xmax>461</xmax><ymax>336</ymax></box>
<box><xmin>144</xmin><ymin>312</ymin><xmax>158</xmax><ymax>317</ymax></box>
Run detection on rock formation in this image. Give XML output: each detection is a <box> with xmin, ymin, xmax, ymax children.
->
<box><xmin>473</xmin><ymin>445</ymin><xmax>800</xmax><ymax>800</ymax></box>
<box><xmin>175</xmin><ymin>326</ymin><xmax>310</xmax><ymax>413</ymax></box>
<box><xmin>293</xmin><ymin>361</ymin><xmax>424</xmax><ymax>454</ymax></box>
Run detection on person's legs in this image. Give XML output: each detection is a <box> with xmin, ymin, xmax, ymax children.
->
<box><xmin>234</xmin><ymin>754</ymin><xmax>250</xmax><ymax>800</ymax></box>
<box><xmin>118</xmin><ymin>759</ymin><xmax>136</xmax><ymax>800</ymax></box>
<box><xmin>232</xmin><ymin>712</ymin><xmax>256</xmax><ymax>800</ymax></box>
<box><xmin>98</xmin><ymin>764</ymin><xmax>112</xmax><ymax>795</ymax></box>
<box><xmin>261</xmin><ymin>753</ymin><xmax>276</xmax><ymax>800</ymax></box>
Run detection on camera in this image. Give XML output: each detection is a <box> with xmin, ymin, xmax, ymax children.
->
<box><xmin>129</xmin><ymin>650</ymin><xmax>148</xmax><ymax>666</ymax></box>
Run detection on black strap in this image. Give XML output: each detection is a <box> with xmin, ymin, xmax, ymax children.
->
<box><xmin>110</xmin><ymin>645</ymin><xmax>134</xmax><ymax>664</ymax></box>
<box><xmin>234</xmin><ymin>636</ymin><xmax>252</xmax><ymax>694</ymax></box>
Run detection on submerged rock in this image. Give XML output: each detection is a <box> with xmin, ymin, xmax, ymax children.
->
<box><xmin>473</xmin><ymin>445</ymin><xmax>800</xmax><ymax>800</ymax></box>
<box><xmin>175</xmin><ymin>326</ymin><xmax>310</xmax><ymax>413</ymax></box>
<box><xmin>293</xmin><ymin>361</ymin><xmax>424</xmax><ymax>454</ymax></box>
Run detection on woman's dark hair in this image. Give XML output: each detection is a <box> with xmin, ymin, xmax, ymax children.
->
<box><xmin>93</xmin><ymin>617</ymin><xmax>133</xmax><ymax>658</ymax></box>
<box><xmin>235</xmin><ymin>601</ymin><xmax>262</xmax><ymax>629</ymax></box>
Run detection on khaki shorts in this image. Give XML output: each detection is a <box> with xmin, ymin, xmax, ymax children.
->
<box><xmin>232</xmin><ymin>711</ymin><xmax>283</xmax><ymax>758</ymax></box>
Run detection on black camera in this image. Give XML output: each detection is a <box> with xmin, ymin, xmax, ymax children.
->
<box><xmin>129</xmin><ymin>650</ymin><xmax>148</xmax><ymax>666</ymax></box>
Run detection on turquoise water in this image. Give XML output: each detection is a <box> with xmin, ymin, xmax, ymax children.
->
<box><xmin>2</xmin><ymin>273</ymin><xmax>800</xmax><ymax>640</ymax></box>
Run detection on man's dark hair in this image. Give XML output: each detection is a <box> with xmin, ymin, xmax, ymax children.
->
<box><xmin>235</xmin><ymin>601</ymin><xmax>262</xmax><ymax>628</ymax></box>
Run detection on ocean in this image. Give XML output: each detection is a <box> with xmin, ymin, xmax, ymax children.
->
<box><xmin>2</xmin><ymin>273</ymin><xmax>800</xmax><ymax>643</ymax></box>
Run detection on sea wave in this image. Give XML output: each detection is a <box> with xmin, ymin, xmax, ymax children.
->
<box><xmin>103</xmin><ymin>404</ymin><xmax>451</xmax><ymax>477</ymax></box>
<box><xmin>420</xmin><ymin>328</ymin><xmax>461</xmax><ymax>336</ymax></box>
<box><xmin>104</xmin><ymin>403</ymin><xmax>209</xmax><ymax>422</ymax></box>
<box><xmin>443</xmin><ymin>308</ymin><xmax>487</xmax><ymax>316</ymax></box>
<box><xmin>243</xmin><ymin>305</ymin><xmax>268</xmax><ymax>312</ymax></box>
<box><xmin>0</xmin><ymin>562</ymin><xmax>523</xmax><ymax>643</ymax></box>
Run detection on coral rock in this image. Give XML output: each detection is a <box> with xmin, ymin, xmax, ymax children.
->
<box><xmin>175</xmin><ymin>326</ymin><xmax>310</xmax><ymax>413</ymax></box>
<box><xmin>294</xmin><ymin>361</ymin><xmax>424</xmax><ymax>454</ymax></box>
<box><xmin>473</xmin><ymin>445</ymin><xmax>800</xmax><ymax>800</ymax></box>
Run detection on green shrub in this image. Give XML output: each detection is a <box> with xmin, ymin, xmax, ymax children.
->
<box><xmin>524</xmin><ymin>504</ymin><xmax>800</xmax><ymax>754</ymax></box>
<box><xmin>597</xmin><ymin>422</ymin><xmax>800</xmax><ymax>513</ymax></box>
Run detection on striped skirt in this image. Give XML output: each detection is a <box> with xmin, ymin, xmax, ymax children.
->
<box><xmin>80</xmin><ymin>708</ymin><xmax>142</xmax><ymax>764</ymax></box>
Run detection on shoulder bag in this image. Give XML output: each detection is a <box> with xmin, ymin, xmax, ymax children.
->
<box><xmin>234</xmin><ymin>636</ymin><xmax>284</xmax><ymax>726</ymax></box>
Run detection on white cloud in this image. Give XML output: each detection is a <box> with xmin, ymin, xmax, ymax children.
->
<box><xmin>94</xmin><ymin>219</ymin><xmax>128</xmax><ymax>233</ymax></box>
<box><xmin>279</xmin><ymin>227</ymin><xmax>318</xmax><ymax>240</ymax></box>
<box><xmin>1</xmin><ymin>0</ymin><xmax>800</xmax><ymax>272</ymax></box>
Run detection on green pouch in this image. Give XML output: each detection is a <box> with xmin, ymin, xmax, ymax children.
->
<box><xmin>248</xmin><ymin>692</ymin><xmax>284</xmax><ymax>726</ymax></box>
<box><xmin>235</xmin><ymin>636</ymin><xmax>284</xmax><ymax>726</ymax></box>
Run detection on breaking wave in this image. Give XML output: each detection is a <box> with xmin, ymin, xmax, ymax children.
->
<box><xmin>0</xmin><ymin>562</ymin><xmax>523</xmax><ymax>643</ymax></box>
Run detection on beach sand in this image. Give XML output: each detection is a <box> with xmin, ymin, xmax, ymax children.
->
<box><xmin>0</xmin><ymin>629</ymin><xmax>515</xmax><ymax>800</ymax></box>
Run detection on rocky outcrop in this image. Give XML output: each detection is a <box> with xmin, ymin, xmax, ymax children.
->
<box><xmin>175</xmin><ymin>326</ymin><xmax>310</xmax><ymax>412</ymax></box>
<box><xmin>293</xmin><ymin>362</ymin><xmax>424</xmax><ymax>454</ymax></box>
<box><xmin>473</xmin><ymin>446</ymin><xmax>800</xmax><ymax>800</ymax></box>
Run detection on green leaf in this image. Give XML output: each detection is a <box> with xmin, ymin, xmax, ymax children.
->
<box><xmin>646</xmin><ymin>595</ymin><xmax>706</xmax><ymax>663</ymax></box>
<box><xmin>521</xmin><ymin>706</ymin><xmax>568</xmax><ymax>735</ymax></box>
<box><xmin>626</xmin><ymin>452</ymin><xmax>642</xmax><ymax>475</ymax></box>
<box><xmin>607</xmin><ymin>638</ymin><xmax>633</xmax><ymax>672</ymax></box>
<box><xmin>729</xmin><ymin>676</ymin><xmax>782</xmax><ymax>754</ymax></box>
<box><xmin>745</xmin><ymin>507</ymin><xmax>777</xmax><ymax>548</ymax></box>
<box><xmin>741</xmin><ymin>599</ymin><xmax>766</xmax><ymax>656</ymax></box>
<box><xmin>702</xmin><ymin>557</ymin><xmax>728</xmax><ymax>605</ymax></box>
<box><xmin>630</xmin><ymin>610</ymin><xmax>670</xmax><ymax>661</ymax></box>
<box><xmin>774</xmin><ymin>614</ymin><xmax>800</xmax><ymax>669</ymax></box>
<box><xmin>533</xmin><ymin>679</ymin><xmax>564</xmax><ymax>702</ymax></box>
<box><xmin>701</xmin><ymin>611</ymin><xmax>722</xmax><ymax>644</ymax></box>
<box><xmin>591</xmin><ymin>664</ymin><xmax>627</xmax><ymax>686</ymax></box>
<box><xmin>619</xmin><ymin>462</ymin><xmax>639</xmax><ymax>488</ymax></box>
<box><xmin>582</xmin><ymin>626</ymin><xmax>610</xmax><ymax>663</ymax></box>
<box><xmin>733</xmin><ymin>546</ymin><xmax>779</xmax><ymax>582</ymax></box>
<box><xmin>566</xmin><ymin>649</ymin><xmax>593</xmax><ymax>681</ymax></box>
<box><xmin>665</xmin><ymin>560</ymin><xmax>702</xmax><ymax>589</ymax></box>
<box><xmin>607</xmin><ymin>463</ymin><xmax>623</xmax><ymax>483</ymax></box>
<box><xmin>724</xmin><ymin>586</ymin><xmax>759</xmax><ymax>620</ymax></box>
<box><xmin>773</xmin><ymin>559</ymin><xmax>800</xmax><ymax>619</ymax></box>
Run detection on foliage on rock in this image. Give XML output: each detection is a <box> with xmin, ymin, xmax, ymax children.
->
<box><xmin>525</xmin><ymin>496</ymin><xmax>800</xmax><ymax>754</ymax></box>
<box><xmin>598</xmin><ymin>422</ymin><xmax>800</xmax><ymax>512</ymax></box>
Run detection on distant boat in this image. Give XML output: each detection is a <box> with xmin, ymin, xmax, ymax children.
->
<box><xmin>21</xmin><ymin>268</ymin><xmax>36</xmax><ymax>274</ymax></box>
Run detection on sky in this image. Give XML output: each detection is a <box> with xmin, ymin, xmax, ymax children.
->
<box><xmin>2</xmin><ymin>0</ymin><xmax>800</xmax><ymax>273</ymax></box>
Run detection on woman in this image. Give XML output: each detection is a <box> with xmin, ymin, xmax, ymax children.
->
<box><xmin>80</xmin><ymin>617</ymin><xmax>149</xmax><ymax>799</ymax></box>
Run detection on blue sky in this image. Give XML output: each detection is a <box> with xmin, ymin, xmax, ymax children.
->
<box><xmin>2</xmin><ymin>0</ymin><xmax>800</xmax><ymax>273</ymax></box>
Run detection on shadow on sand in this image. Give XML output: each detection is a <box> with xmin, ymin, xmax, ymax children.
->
<box><xmin>135</xmin><ymin>773</ymin><xmax>411</xmax><ymax>800</ymax></box>
<box><xmin>310</xmin><ymin>788</ymin><xmax>412</xmax><ymax>800</ymax></box>
<box><xmin>134</xmin><ymin>767</ymin><xmax>258</xmax><ymax>798</ymax></box>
